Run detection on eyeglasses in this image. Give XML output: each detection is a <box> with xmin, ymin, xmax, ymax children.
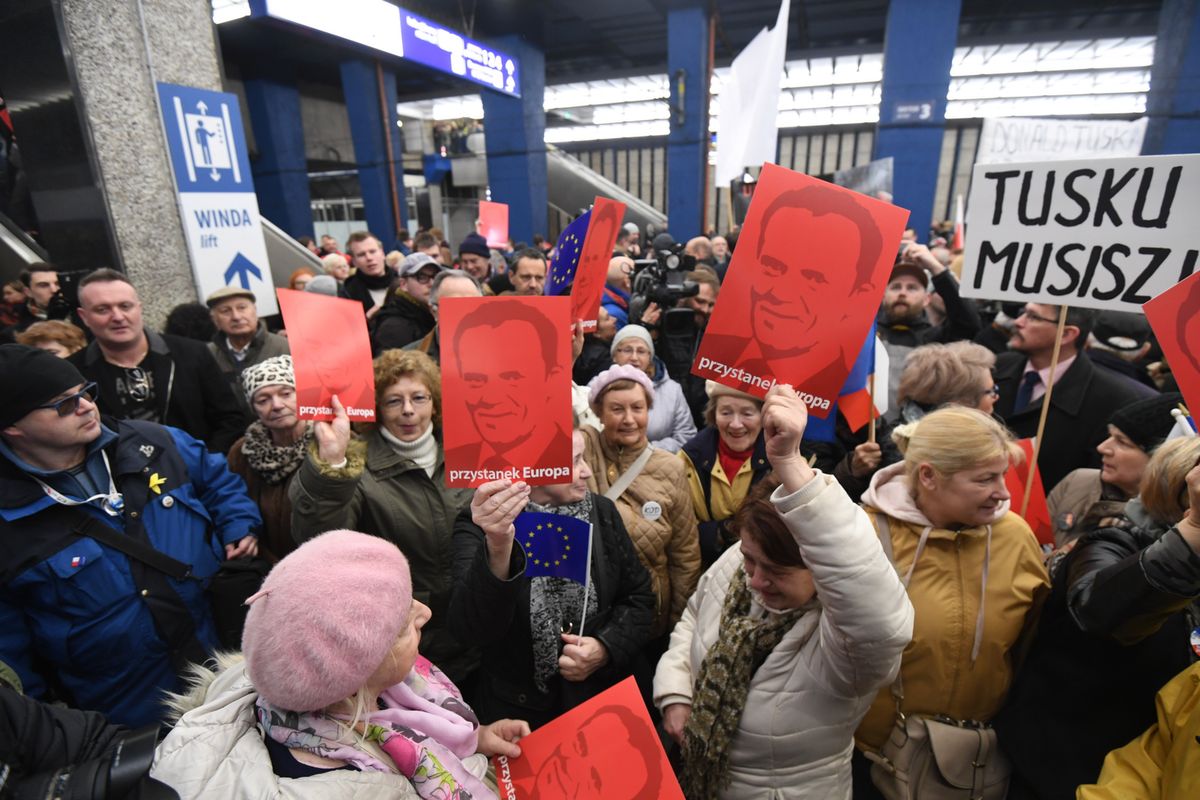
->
<box><xmin>35</xmin><ymin>382</ymin><xmax>98</xmax><ymax>416</ymax></box>
<box><xmin>980</xmin><ymin>385</ymin><xmax>1000</xmax><ymax>400</ymax></box>
<box><xmin>409</xmin><ymin>271</ymin><xmax>438</xmax><ymax>285</ymax></box>
<box><xmin>614</xmin><ymin>346</ymin><xmax>652</xmax><ymax>358</ymax></box>
<box><xmin>384</xmin><ymin>394</ymin><xmax>431</xmax><ymax>409</ymax></box>
<box><xmin>1019</xmin><ymin>307</ymin><xmax>1059</xmax><ymax>325</ymax></box>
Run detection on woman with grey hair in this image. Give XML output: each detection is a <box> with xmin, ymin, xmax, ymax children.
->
<box><xmin>895</xmin><ymin>340</ymin><xmax>999</xmax><ymax>423</ymax></box>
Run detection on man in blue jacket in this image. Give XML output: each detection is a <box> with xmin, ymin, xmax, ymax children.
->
<box><xmin>0</xmin><ymin>345</ymin><xmax>261</xmax><ymax>727</ymax></box>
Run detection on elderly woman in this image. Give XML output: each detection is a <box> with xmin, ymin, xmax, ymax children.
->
<box><xmin>609</xmin><ymin>324</ymin><xmax>696</xmax><ymax>452</ymax></box>
<box><xmin>1047</xmin><ymin>392</ymin><xmax>1183</xmax><ymax>547</ymax></box>
<box><xmin>895</xmin><ymin>340</ymin><xmax>999</xmax><ymax>423</ymax></box>
<box><xmin>226</xmin><ymin>356</ymin><xmax>311</xmax><ymax>560</ymax></box>
<box><xmin>289</xmin><ymin>267</ymin><xmax>317</xmax><ymax>292</ymax></box>
<box><xmin>152</xmin><ymin>530</ymin><xmax>528</xmax><ymax>797</ymax></box>
<box><xmin>680</xmin><ymin>382</ymin><xmax>770</xmax><ymax>569</ymax></box>
<box><xmin>448</xmin><ymin>420</ymin><xmax>656</xmax><ymax>729</ymax></box>
<box><xmin>582</xmin><ymin>364</ymin><xmax>701</xmax><ymax>642</ymax></box>
<box><xmin>853</xmin><ymin>406</ymin><xmax>1050</xmax><ymax>798</ymax></box>
<box><xmin>996</xmin><ymin>435</ymin><xmax>1200</xmax><ymax>800</ymax></box>
<box><xmin>322</xmin><ymin>253</ymin><xmax>351</xmax><ymax>283</ymax></box>
<box><xmin>14</xmin><ymin>319</ymin><xmax>87</xmax><ymax>357</ymax></box>
<box><xmin>289</xmin><ymin>350</ymin><xmax>476</xmax><ymax>683</ymax></box>
<box><xmin>655</xmin><ymin>385</ymin><xmax>913</xmax><ymax>799</ymax></box>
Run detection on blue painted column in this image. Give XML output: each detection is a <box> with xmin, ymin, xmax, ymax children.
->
<box><xmin>1143</xmin><ymin>0</ymin><xmax>1200</xmax><ymax>155</ymax></box>
<box><xmin>874</xmin><ymin>0</ymin><xmax>961</xmax><ymax>238</ymax></box>
<box><xmin>340</xmin><ymin>59</ymin><xmax>405</xmax><ymax>247</ymax></box>
<box><xmin>243</xmin><ymin>76</ymin><xmax>313</xmax><ymax>238</ymax></box>
<box><xmin>481</xmin><ymin>36</ymin><xmax>546</xmax><ymax>243</ymax></box>
<box><xmin>666</xmin><ymin>5</ymin><xmax>710</xmax><ymax>240</ymax></box>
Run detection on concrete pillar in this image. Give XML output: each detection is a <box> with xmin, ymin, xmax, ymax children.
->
<box><xmin>481</xmin><ymin>35</ymin><xmax>546</xmax><ymax>244</ymax></box>
<box><xmin>54</xmin><ymin>0</ymin><xmax>224</xmax><ymax>324</ymax></box>
<box><xmin>1143</xmin><ymin>0</ymin><xmax>1200</xmax><ymax>155</ymax></box>
<box><xmin>666</xmin><ymin>5</ymin><xmax>711</xmax><ymax>240</ymax></box>
<box><xmin>873</xmin><ymin>0</ymin><xmax>962</xmax><ymax>238</ymax></box>
<box><xmin>243</xmin><ymin>74</ymin><xmax>313</xmax><ymax>239</ymax></box>
<box><xmin>340</xmin><ymin>59</ymin><xmax>405</xmax><ymax>248</ymax></box>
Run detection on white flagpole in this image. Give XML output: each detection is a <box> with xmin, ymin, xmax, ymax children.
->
<box><xmin>578</xmin><ymin>523</ymin><xmax>594</xmax><ymax>636</ymax></box>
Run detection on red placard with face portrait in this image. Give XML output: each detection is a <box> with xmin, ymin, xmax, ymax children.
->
<box><xmin>693</xmin><ymin>162</ymin><xmax>910</xmax><ymax>417</ymax></box>
<box><xmin>1144</xmin><ymin>270</ymin><xmax>1200</xmax><ymax>419</ymax></box>
<box><xmin>479</xmin><ymin>200</ymin><xmax>509</xmax><ymax>249</ymax></box>
<box><xmin>277</xmin><ymin>288</ymin><xmax>376</xmax><ymax>422</ymax></box>
<box><xmin>493</xmin><ymin>677</ymin><xmax>684</xmax><ymax>800</ymax></box>
<box><xmin>439</xmin><ymin>295</ymin><xmax>573</xmax><ymax>487</ymax></box>
<box><xmin>573</xmin><ymin>197</ymin><xmax>626</xmax><ymax>332</ymax></box>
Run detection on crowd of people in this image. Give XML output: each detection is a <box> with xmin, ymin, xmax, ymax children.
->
<box><xmin>0</xmin><ymin>216</ymin><xmax>1198</xmax><ymax>800</ymax></box>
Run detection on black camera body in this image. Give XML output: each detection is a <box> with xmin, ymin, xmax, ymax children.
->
<box><xmin>627</xmin><ymin>240</ymin><xmax>699</xmax><ymax>334</ymax></box>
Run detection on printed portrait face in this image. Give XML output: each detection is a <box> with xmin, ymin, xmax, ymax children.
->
<box><xmin>572</xmin><ymin>202</ymin><xmax>622</xmax><ymax>322</ymax></box>
<box><xmin>531</xmin><ymin>708</ymin><xmax>657</xmax><ymax>800</ymax></box>
<box><xmin>457</xmin><ymin>317</ymin><xmax>559</xmax><ymax>450</ymax></box>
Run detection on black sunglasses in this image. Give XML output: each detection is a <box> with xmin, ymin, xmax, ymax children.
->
<box><xmin>35</xmin><ymin>382</ymin><xmax>98</xmax><ymax>416</ymax></box>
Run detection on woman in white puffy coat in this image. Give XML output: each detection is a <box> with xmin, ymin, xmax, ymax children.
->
<box><xmin>653</xmin><ymin>384</ymin><xmax>914</xmax><ymax>799</ymax></box>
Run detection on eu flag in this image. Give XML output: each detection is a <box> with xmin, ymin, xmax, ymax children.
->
<box><xmin>513</xmin><ymin>511</ymin><xmax>591</xmax><ymax>584</ymax></box>
<box><xmin>545</xmin><ymin>210</ymin><xmax>592</xmax><ymax>296</ymax></box>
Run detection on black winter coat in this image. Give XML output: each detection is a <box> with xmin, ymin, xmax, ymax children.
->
<box><xmin>993</xmin><ymin>351</ymin><xmax>1154</xmax><ymax>491</ymax></box>
<box><xmin>448</xmin><ymin>494</ymin><xmax>655</xmax><ymax>729</ymax></box>
<box><xmin>71</xmin><ymin>330</ymin><xmax>247</xmax><ymax>453</ymax></box>
<box><xmin>369</xmin><ymin>290</ymin><xmax>434</xmax><ymax>354</ymax></box>
<box><xmin>995</xmin><ymin>501</ymin><xmax>1200</xmax><ymax>800</ymax></box>
<box><xmin>877</xmin><ymin>270</ymin><xmax>982</xmax><ymax>347</ymax></box>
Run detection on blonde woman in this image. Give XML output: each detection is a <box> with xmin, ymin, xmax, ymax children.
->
<box><xmin>996</xmin><ymin>435</ymin><xmax>1200</xmax><ymax>800</ymax></box>
<box><xmin>853</xmin><ymin>406</ymin><xmax>1050</xmax><ymax>797</ymax></box>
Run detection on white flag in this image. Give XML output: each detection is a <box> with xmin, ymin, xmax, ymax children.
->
<box><xmin>714</xmin><ymin>0</ymin><xmax>789</xmax><ymax>186</ymax></box>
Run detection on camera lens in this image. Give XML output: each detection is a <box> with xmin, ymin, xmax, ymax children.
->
<box><xmin>666</xmin><ymin>254</ymin><xmax>679</xmax><ymax>270</ymax></box>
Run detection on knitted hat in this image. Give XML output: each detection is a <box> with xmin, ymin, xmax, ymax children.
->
<box><xmin>587</xmin><ymin>363</ymin><xmax>655</xmax><ymax>407</ymax></box>
<box><xmin>459</xmin><ymin>233</ymin><xmax>490</xmax><ymax>259</ymax></box>
<box><xmin>242</xmin><ymin>530</ymin><xmax>413</xmax><ymax>712</ymax></box>
<box><xmin>304</xmin><ymin>274</ymin><xmax>340</xmax><ymax>296</ymax></box>
<box><xmin>1108</xmin><ymin>392</ymin><xmax>1184</xmax><ymax>452</ymax></box>
<box><xmin>0</xmin><ymin>344</ymin><xmax>88</xmax><ymax>428</ymax></box>
<box><xmin>705</xmin><ymin>380</ymin><xmax>760</xmax><ymax>404</ymax></box>
<box><xmin>241</xmin><ymin>355</ymin><xmax>295</xmax><ymax>404</ymax></box>
<box><xmin>610</xmin><ymin>324</ymin><xmax>655</xmax><ymax>357</ymax></box>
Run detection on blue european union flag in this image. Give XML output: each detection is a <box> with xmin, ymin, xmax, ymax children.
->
<box><xmin>513</xmin><ymin>511</ymin><xmax>591</xmax><ymax>584</ymax></box>
<box><xmin>545</xmin><ymin>210</ymin><xmax>592</xmax><ymax>296</ymax></box>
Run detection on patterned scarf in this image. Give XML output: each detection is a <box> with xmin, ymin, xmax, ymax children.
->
<box><xmin>680</xmin><ymin>568</ymin><xmax>813</xmax><ymax>799</ymax></box>
<box><xmin>240</xmin><ymin>420</ymin><xmax>313</xmax><ymax>485</ymax></box>
<box><xmin>256</xmin><ymin>656</ymin><xmax>491</xmax><ymax>799</ymax></box>
<box><xmin>525</xmin><ymin>496</ymin><xmax>599</xmax><ymax>693</ymax></box>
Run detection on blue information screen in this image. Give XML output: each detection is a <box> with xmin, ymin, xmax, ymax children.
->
<box><xmin>399</xmin><ymin>9</ymin><xmax>520</xmax><ymax>97</ymax></box>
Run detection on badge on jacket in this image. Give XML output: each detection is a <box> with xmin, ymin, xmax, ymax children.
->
<box><xmin>642</xmin><ymin>500</ymin><xmax>662</xmax><ymax>521</ymax></box>
<box><xmin>148</xmin><ymin>473</ymin><xmax>167</xmax><ymax>494</ymax></box>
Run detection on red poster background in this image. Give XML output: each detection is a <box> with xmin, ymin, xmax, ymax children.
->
<box><xmin>439</xmin><ymin>295</ymin><xmax>573</xmax><ymax>487</ymax></box>
<box><xmin>479</xmin><ymin>200</ymin><xmax>510</xmax><ymax>248</ymax></box>
<box><xmin>493</xmin><ymin>677</ymin><xmax>684</xmax><ymax>800</ymax></box>
<box><xmin>572</xmin><ymin>197</ymin><xmax>626</xmax><ymax>332</ymax></box>
<box><xmin>1144</xmin><ymin>269</ymin><xmax>1200</xmax><ymax>418</ymax></box>
<box><xmin>1006</xmin><ymin>438</ymin><xmax>1053</xmax><ymax>547</ymax></box>
<box><xmin>277</xmin><ymin>288</ymin><xmax>376</xmax><ymax>422</ymax></box>
<box><xmin>692</xmin><ymin>162</ymin><xmax>909</xmax><ymax>417</ymax></box>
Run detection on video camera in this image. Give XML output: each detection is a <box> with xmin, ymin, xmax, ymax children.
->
<box><xmin>627</xmin><ymin>233</ymin><xmax>699</xmax><ymax>337</ymax></box>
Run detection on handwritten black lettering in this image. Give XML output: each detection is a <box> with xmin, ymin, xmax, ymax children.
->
<box><xmin>985</xmin><ymin>170</ymin><xmax>1022</xmax><ymax>225</ymax></box>
<box><xmin>1053</xmin><ymin>169</ymin><xmax>1095</xmax><ymax>226</ymax></box>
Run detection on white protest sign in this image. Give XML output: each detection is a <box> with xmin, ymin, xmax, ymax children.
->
<box><xmin>977</xmin><ymin>117</ymin><xmax>1147</xmax><ymax>165</ymax></box>
<box><xmin>960</xmin><ymin>154</ymin><xmax>1200</xmax><ymax>313</ymax></box>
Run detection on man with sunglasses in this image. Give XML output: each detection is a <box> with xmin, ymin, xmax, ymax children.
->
<box><xmin>368</xmin><ymin>253</ymin><xmax>445</xmax><ymax>354</ymax></box>
<box><xmin>993</xmin><ymin>303</ymin><xmax>1154</xmax><ymax>491</ymax></box>
<box><xmin>70</xmin><ymin>269</ymin><xmax>245</xmax><ymax>454</ymax></box>
<box><xmin>0</xmin><ymin>344</ymin><xmax>261</xmax><ymax>728</ymax></box>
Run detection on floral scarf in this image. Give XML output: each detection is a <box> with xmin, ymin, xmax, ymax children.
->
<box><xmin>256</xmin><ymin>655</ymin><xmax>491</xmax><ymax>799</ymax></box>
<box><xmin>240</xmin><ymin>420</ymin><xmax>312</xmax><ymax>485</ymax></box>
<box><xmin>525</xmin><ymin>496</ymin><xmax>599</xmax><ymax>693</ymax></box>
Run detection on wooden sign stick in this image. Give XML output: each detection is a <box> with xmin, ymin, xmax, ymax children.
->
<box><xmin>1022</xmin><ymin>307</ymin><xmax>1069</xmax><ymax>518</ymax></box>
<box><xmin>868</xmin><ymin>373</ymin><xmax>877</xmax><ymax>444</ymax></box>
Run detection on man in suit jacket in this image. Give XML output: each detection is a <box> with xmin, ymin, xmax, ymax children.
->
<box><xmin>993</xmin><ymin>303</ymin><xmax>1154</xmax><ymax>491</ymax></box>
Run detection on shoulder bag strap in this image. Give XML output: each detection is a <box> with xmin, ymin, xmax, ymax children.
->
<box><xmin>73</xmin><ymin>514</ymin><xmax>193</xmax><ymax>580</ymax></box>
<box><xmin>604</xmin><ymin>446</ymin><xmax>654</xmax><ymax>501</ymax></box>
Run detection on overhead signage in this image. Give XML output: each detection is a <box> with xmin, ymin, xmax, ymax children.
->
<box><xmin>977</xmin><ymin>117</ymin><xmax>1148</xmax><ymax>165</ymax></box>
<box><xmin>960</xmin><ymin>154</ymin><xmax>1200</xmax><ymax>313</ymax></box>
<box><xmin>251</xmin><ymin>0</ymin><xmax>520</xmax><ymax>97</ymax></box>
<box><xmin>156</xmin><ymin>82</ymin><xmax>277</xmax><ymax>315</ymax></box>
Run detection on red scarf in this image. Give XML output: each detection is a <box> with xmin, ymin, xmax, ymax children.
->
<box><xmin>717</xmin><ymin>436</ymin><xmax>753</xmax><ymax>484</ymax></box>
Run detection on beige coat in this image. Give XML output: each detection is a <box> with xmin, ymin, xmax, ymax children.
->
<box><xmin>582</xmin><ymin>427</ymin><xmax>701</xmax><ymax>637</ymax></box>
<box><xmin>654</xmin><ymin>473</ymin><xmax>914</xmax><ymax>799</ymax></box>
<box><xmin>856</xmin><ymin>463</ymin><xmax>1050</xmax><ymax>751</ymax></box>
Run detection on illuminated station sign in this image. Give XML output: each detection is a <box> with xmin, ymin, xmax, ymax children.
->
<box><xmin>253</xmin><ymin>0</ymin><xmax>521</xmax><ymax>97</ymax></box>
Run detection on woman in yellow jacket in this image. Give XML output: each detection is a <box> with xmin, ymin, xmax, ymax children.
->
<box><xmin>1078</xmin><ymin>661</ymin><xmax>1200</xmax><ymax>800</ymax></box>
<box><xmin>852</xmin><ymin>406</ymin><xmax>1050</xmax><ymax>797</ymax></box>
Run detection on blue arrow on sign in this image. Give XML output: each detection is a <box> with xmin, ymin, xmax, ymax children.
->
<box><xmin>224</xmin><ymin>252</ymin><xmax>262</xmax><ymax>289</ymax></box>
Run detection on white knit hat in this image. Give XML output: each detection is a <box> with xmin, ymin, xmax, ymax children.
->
<box><xmin>610</xmin><ymin>324</ymin><xmax>654</xmax><ymax>357</ymax></box>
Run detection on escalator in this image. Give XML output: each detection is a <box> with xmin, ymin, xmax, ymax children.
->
<box><xmin>546</xmin><ymin>145</ymin><xmax>667</xmax><ymax>230</ymax></box>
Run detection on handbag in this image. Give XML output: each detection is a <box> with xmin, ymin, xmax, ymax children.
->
<box><xmin>866</xmin><ymin>514</ymin><xmax>1012</xmax><ymax>799</ymax></box>
<box><xmin>207</xmin><ymin>556</ymin><xmax>272</xmax><ymax>649</ymax></box>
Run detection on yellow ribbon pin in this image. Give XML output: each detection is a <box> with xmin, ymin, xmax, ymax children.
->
<box><xmin>148</xmin><ymin>473</ymin><xmax>167</xmax><ymax>495</ymax></box>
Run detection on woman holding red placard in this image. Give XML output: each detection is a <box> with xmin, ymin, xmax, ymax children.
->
<box><xmin>289</xmin><ymin>349</ymin><xmax>476</xmax><ymax>685</ymax></box>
